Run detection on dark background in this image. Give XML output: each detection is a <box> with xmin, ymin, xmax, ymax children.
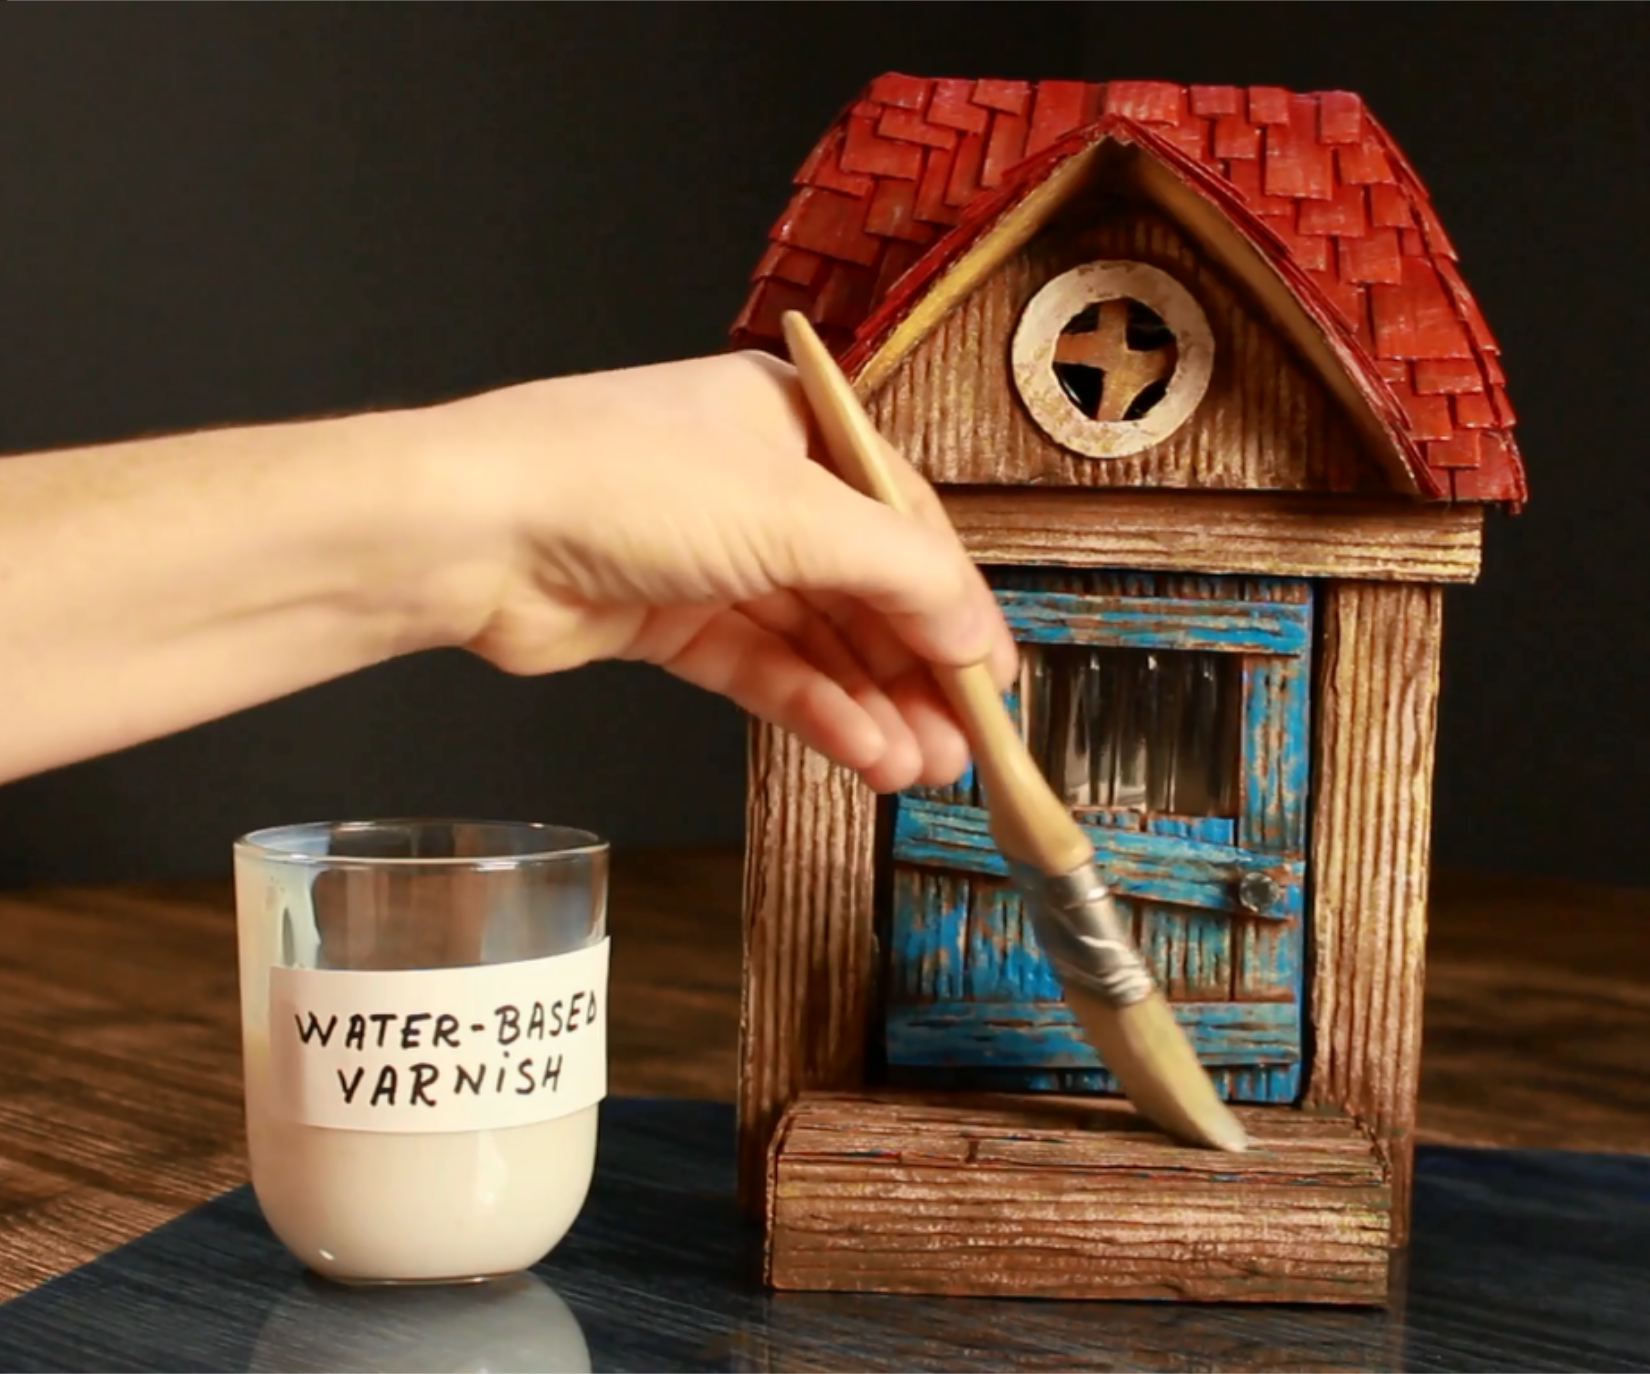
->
<box><xmin>0</xmin><ymin>5</ymin><xmax>1642</xmax><ymax>887</ymax></box>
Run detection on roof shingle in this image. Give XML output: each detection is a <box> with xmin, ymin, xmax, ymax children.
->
<box><xmin>731</xmin><ymin>76</ymin><xmax>1524</xmax><ymax>508</ymax></box>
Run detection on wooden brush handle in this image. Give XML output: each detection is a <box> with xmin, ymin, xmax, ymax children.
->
<box><xmin>781</xmin><ymin>311</ymin><xmax>1092</xmax><ymax>876</ymax></box>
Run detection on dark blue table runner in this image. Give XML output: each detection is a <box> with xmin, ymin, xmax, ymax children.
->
<box><xmin>0</xmin><ymin>1099</ymin><xmax>1644</xmax><ymax>1372</ymax></box>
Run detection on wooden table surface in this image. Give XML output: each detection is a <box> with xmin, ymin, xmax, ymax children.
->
<box><xmin>0</xmin><ymin>847</ymin><xmax>1646</xmax><ymax>1302</ymax></box>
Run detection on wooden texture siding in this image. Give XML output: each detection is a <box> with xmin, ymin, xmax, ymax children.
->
<box><xmin>866</xmin><ymin>201</ymin><xmax>1389</xmax><ymax>495</ymax></box>
<box><xmin>766</xmin><ymin>1090</ymin><xmax>1391</xmax><ymax>1303</ymax></box>
<box><xmin>940</xmin><ymin>490</ymin><xmax>1486</xmax><ymax>585</ymax></box>
<box><xmin>737</xmin><ymin>722</ymin><xmax>877</xmax><ymax>1219</ymax></box>
<box><xmin>1302</xmin><ymin>581</ymin><xmax>1444</xmax><ymax>1247</ymax></box>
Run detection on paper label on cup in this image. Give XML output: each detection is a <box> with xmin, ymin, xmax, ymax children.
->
<box><xmin>267</xmin><ymin>938</ymin><xmax>609</xmax><ymax>1133</ymax></box>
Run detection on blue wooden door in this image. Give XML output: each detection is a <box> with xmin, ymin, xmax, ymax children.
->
<box><xmin>878</xmin><ymin>569</ymin><xmax>1311</xmax><ymax>1103</ymax></box>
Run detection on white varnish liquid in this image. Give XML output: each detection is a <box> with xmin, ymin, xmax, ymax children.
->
<box><xmin>244</xmin><ymin>1034</ymin><xmax>597</xmax><ymax>1283</ymax></box>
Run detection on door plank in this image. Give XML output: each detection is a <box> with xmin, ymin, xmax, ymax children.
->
<box><xmin>1240</xmin><ymin>654</ymin><xmax>1312</xmax><ymax>852</ymax></box>
<box><xmin>1145</xmin><ymin>817</ymin><xmax>1236</xmax><ymax>1001</ymax></box>
<box><xmin>1222</xmin><ymin>1064</ymin><xmax>1303</xmax><ymax>1103</ymax></box>
<box><xmin>888</xmin><ymin>870</ymin><xmax>968</xmax><ymax>1002</ymax></box>
<box><xmin>1236</xmin><ymin>653</ymin><xmax>1311</xmax><ymax>1006</ymax></box>
<box><xmin>892</xmin><ymin>799</ymin><xmax>1302</xmax><ymax>919</ymax></box>
<box><xmin>885</xmin><ymin>999</ymin><xmax>1301</xmax><ymax>1068</ymax></box>
<box><xmin>961</xmin><ymin>880</ymin><xmax>1062</xmax><ymax>1003</ymax></box>
<box><xmin>999</xmin><ymin>591</ymin><xmax>1311</xmax><ymax>656</ymax></box>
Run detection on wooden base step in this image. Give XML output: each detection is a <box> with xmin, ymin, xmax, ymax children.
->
<box><xmin>766</xmin><ymin>1089</ymin><xmax>1393</xmax><ymax>1305</ymax></box>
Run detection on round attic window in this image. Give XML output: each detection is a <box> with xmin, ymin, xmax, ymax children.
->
<box><xmin>1010</xmin><ymin>261</ymin><xmax>1214</xmax><ymax>459</ymax></box>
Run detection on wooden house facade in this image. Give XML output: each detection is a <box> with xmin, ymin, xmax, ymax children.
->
<box><xmin>728</xmin><ymin>76</ymin><xmax>1525</xmax><ymax>1304</ymax></box>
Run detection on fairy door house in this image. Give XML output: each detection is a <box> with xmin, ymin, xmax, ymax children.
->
<box><xmin>730</xmin><ymin>76</ymin><xmax>1525</xmax><ymax>1305</ymax></box>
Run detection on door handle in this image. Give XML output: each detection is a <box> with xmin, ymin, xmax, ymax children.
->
<box><xmin>1238</xmin><ymin>871</ymin><xmax>1282</xmax><ymax>915</ymax></box>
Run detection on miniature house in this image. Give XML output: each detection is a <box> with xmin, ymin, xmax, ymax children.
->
<box><xmin>728</xmin><ymin>76</ymin><xmax>1525</xmax><ymax>1305</ymax></box>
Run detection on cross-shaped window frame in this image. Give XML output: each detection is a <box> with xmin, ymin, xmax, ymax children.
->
<box><xmin>1010</xmin><ymin>260</ymin><xmax>1215</xmax><ymax>460</ymax></box>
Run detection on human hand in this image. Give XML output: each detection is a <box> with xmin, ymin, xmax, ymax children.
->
<box><xmin>426</xmin><ymin>350</ymin><xmax>1018</xmax><ymax>794</ymax></box>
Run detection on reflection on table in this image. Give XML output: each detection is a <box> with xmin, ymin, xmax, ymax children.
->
<box><xmin>0</xmin><ymin>1100</ymin><xmax>1644</xmax><ymax>1373</ymax></box>
<box><xmin>249</xmin><ymin>1270</ymin><xmax>591</xmax><ymax>1374</ymax></box>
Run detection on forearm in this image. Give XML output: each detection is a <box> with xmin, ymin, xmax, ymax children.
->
<box><xmin>0</xmin><ymin>408</ymin><xmax>497</xmax><ymax>786</ymax></box>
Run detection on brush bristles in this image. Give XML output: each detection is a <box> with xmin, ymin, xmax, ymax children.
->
<box><xmin>1068</xmin><ymin>987</ymin><xmax>1249</xmax><ymax>1152</ymax></box>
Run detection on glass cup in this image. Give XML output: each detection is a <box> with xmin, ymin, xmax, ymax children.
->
<box><xmin>234</xmin><ymin>819</ymin><xmax>609</xmax><ymax>1286</ymax></box>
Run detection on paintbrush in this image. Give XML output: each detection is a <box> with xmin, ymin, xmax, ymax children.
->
<box><xmin>781</xmin><ymin>309</ymin><xmax>1247</xmax><ymax>1154</ymax></box>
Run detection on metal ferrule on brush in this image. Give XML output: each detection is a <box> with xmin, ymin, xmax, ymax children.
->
<box><xmin>1009</xmin><ymin>860</ymin><xmax>1156</xmax><ymax>1009</ymax></box>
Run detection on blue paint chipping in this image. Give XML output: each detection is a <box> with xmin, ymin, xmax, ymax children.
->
<box><xmin>962</xmin><ymin>881</ymin><xmax>1063</xmax><ymax>1002</ymax></box>
<box><xmin>1149</xmin><ymin>815</ymin><xmax>1237</xmax><ymax>845</ymax></box>
<box><xmin>892</xmin><ymin>799</ymin><xmax>1304</xmax><ymax>920</ymax></box>
<box><xmin>997</xmin><ymin>591</ymin><xmax>1311</xmax><ymax>656</ymax></box>
<box><xmin>881</xmin><ymin>571</ymin><xmax>1313</xmax><ymax>1105</ymax></box>
<box><xmin>886</xmin><ymin>999</ymin><xmax>1301</xmax><ymax>1069</ymax></box>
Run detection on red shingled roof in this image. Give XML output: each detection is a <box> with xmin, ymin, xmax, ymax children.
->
<box><xmin>731</xmin><ymin>76</ymin><xmax>1524</xmax><ymax>508</ymax></box>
